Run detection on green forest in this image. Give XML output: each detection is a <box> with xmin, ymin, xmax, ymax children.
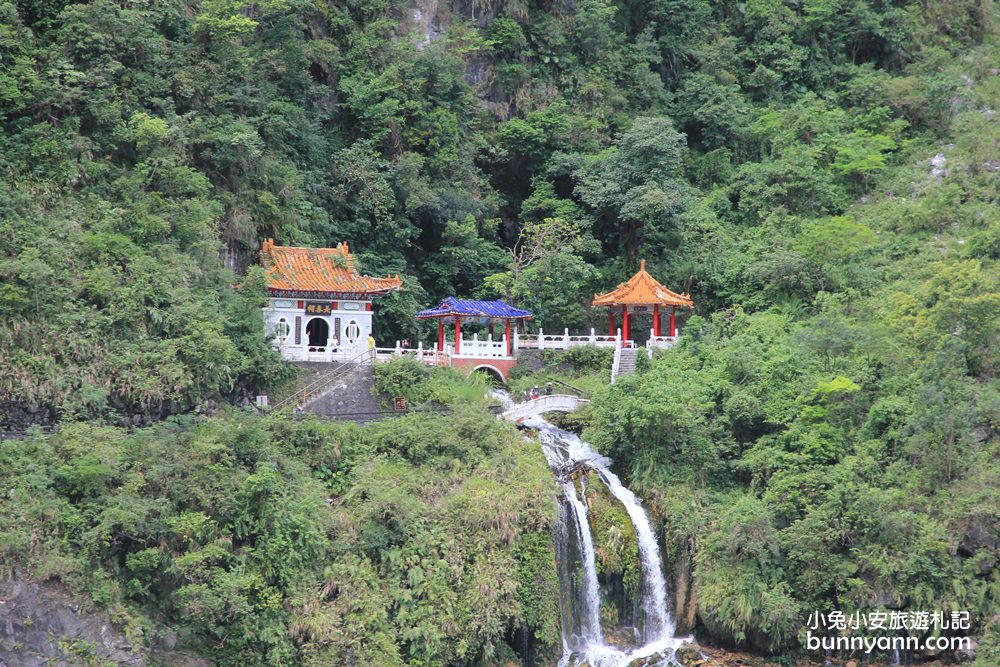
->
<box><xmin>1</xmin><ymin>0</ymin><xmax>999</xmax><ymax>664</ymax></box>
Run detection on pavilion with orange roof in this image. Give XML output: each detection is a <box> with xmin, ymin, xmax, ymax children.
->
<box><xmin>592</xmin><ymin>259</ymin><xmax>693</xmax><ymax>344</ymax></box>
<box><xmin>259</xmin><ymin>239</ymin><xmax>402</xmax><ymax>362</ymax></box>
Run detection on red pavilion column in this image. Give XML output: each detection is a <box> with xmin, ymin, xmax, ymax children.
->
<box><xmin>653</xmin><ymin>304</ymin><xmax>661</xmax><ymax>337</ymax></box>
<box><xmin>609</xmin><ymin>311</ymin><xmax>616</xmax><ymax>336</ymax></box>
<box><xmin>669</xmin><ymin>307</ymin><xmax>676</xmax><ymax>337</ymax></box>
<box><xmin>437</xmin><ymin>319</ymin><xmax>444</xmax><ymax>352</ymax></box>
<box><xmin>622</xmin><ymin>305</ymin><xmax>630</xmax><ymax>342</ymax></box>
<box><xmin>455</xmin><ymin>317</ymin><xmax>461</xmax><ymax>354</ymax></box>
<box><xmin>505</xmin><ymin>319</ymin><xmax>512</xmax><ymax>357</ymax></box>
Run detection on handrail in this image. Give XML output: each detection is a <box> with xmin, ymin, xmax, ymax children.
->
<box><xmin>500</xmin><ymin>394</ymin><xmax>591</xmax><ymax>421</ymax></box>
<box><xmin>274</xmin><ymin>350</ymin><xmax>372</xmax><ymax>410</ymax></box>
<box><xmin>546</xmin><ymin>377</ymin><xmax>591</xmax><ymax>399</ymax></box>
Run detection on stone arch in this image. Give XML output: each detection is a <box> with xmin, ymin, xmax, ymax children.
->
<box><xmin>471</xmin><ymin>364</ymin><xmax>505</xmax><ymax>384</ymax></box>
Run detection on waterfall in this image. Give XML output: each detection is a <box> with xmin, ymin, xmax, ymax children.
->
<box><xmin>596</xmin><ymin>469</ymin><xmax>673</xmax><ymax>641</ymax></box>
<box><xmin>525</xmin><ymin>412</ymin><xmax>683</xmax><ymax>667</ymax></box>
<box><xmin>562</xmin><ymin>481</ymin><xmax>604</xmax><ymax>647</ymax></box>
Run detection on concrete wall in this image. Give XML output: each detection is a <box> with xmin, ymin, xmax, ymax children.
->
<box><xmin>304</xmin><ymin>364</ymin><xmax>383</xmax><ymax>421</ymax></box>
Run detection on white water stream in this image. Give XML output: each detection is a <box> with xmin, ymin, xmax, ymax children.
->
<box><xmin>525</xmin><ymin>413</ymin><xmax>684</xmax><ymax>667</ymax></box>
<box><xmin>562</xmin><ymin>481</ymin><xmax>605</xmax><ymax>646</ymax></box>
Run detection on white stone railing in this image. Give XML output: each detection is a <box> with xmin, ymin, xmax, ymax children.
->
<box><xmin>500</xmin><ymin>394</ymin><xmax>591</xmax><ymax>421</ymax></box>
<box><xmin>515</xmin><ymin>328</ymin><xmax>622</xmax><ymax>351</ymax></box>
<box><xmin>373</xmin><ymin>344</ymin><xmax>449</xmax><ymax>365</ymax></box>
<box><xmin>646</xmin><ymin>329</ymin><xmax>681</xmax><ymax>349</ymax></box>
<box><xmin>454</xmin><ymin>334</ymin><xmax>509</xmax><ymax>358</ymax></box>
<box><xmin>368</xmin><ymin>326</ymin><xmax>682</xmax><ymax>367</ymax></box>
<box><xmin>275</xmin><ymin>341</ymin><xmax>368</xmax><ymax>363</ymax></box>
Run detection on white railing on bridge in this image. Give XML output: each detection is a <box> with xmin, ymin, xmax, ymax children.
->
<box><xmin>369</xmin><ymin>325</ymin><xmax>682</xmax><ymax>367</ymax></box>
<box><xmin>456</xmin><ymin>334</ymin><xmax>509</xmax><ymax>358</ymax></box>
<box><xmin>500</xmin><ymin>394</ymin><xmax>591</xmax><ymax>422</ymax></box>
<box><xmin>373</xmin><ymin>338</ymin><xmax>511</xmax><ymax>365</ymax></box>
<box><xmin>515</xmin><ymin>328</ymin><xmax>622</xmax><ymax>351</ymax></box>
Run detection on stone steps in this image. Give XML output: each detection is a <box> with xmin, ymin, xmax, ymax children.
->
<box><xmin>617</xmin><ymin>348</ymin><xmax>638</xmax><ymax>375</ymax></box>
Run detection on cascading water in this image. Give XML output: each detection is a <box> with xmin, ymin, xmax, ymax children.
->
<box><xmin>523</xmin><ymin>407</ymin><xmax>685</xmax><ymax>667</ymax></box>
<box><xmin>562</xmin><ymin>481</ymin><xmax>604</xmax><ymax>646</ymax></box>
<box><xmin>597</xmin><ymin>469</ymin><xmax>673</xmax><ymax>642</ymax></box>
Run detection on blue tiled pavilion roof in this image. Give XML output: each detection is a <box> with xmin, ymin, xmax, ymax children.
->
<box><xmin>416</xmin><ymin>297</ymin><xmax>532</xmax><ymax>320</ymax></box>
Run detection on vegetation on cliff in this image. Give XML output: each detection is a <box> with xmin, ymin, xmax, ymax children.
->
<box><xmin>0</xmin><ymin>379</ymin><xmax>562</xmax><ymax>663</ymax></box>
<box><xmin>2</xmin><ymin>0</ymin><xmax>998</xmax><ymax>662</ymax></box>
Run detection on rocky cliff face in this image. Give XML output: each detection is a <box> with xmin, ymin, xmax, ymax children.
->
<box><xmin>0</xmin><ymin>577</ymin><xmax>206</xmax><ymax>667</ymax></box>
<box><xmin>0</xmin><ymin>578</ymin><xmax>146</xmax><ymax>667</ymax></box>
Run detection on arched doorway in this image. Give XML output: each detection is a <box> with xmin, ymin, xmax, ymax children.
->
<box><xmin>471</xmin><ymin>365</ymin><xmax>505</xmax><ymax>385</ymax></box>
<box><xmin>306</xmin><ymin>318</ymin><xmax>329</xmax><ymax>349</ymax></box>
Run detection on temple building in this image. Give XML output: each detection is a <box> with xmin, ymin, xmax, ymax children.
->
<box><xmin>592</xmin><ymin>259</ymin><xmax>693</xmax><ymax>346</ymax></box>
<box><xmin>260</xmin><ymin>239</ymin><xmax>402</xmax><ymax>362</ymax></box>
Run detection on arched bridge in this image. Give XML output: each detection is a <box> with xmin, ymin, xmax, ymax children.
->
<box><xmin>501</xmin><ymin>394</ymin><xmax>591</xmax><ymax>422</ymax></box>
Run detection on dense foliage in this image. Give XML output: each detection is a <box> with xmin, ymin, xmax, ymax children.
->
<box><xmin>582</xmin><ymin>52</ymin><xmax>1000</xmax><ymax>659</ymax></box>
<box><xmin>3</xmin><ymin>0</ymin><xmax>995</xmax><ymax>423</ymax></box>
<box><xmin>0</xmin><ymin>385</ymin><xmax>561</xmax><ymax>663</ymax></box>
<box><xmin>3</xmin><ymin>0</ymin><xmax>999</xmax><ymax>662</ymax></box>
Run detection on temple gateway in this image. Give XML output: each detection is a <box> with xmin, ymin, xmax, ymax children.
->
<box><xmin>260</xmin><ymin>239</ymin><xmax>402</xmax><ymax>362</ymax></box>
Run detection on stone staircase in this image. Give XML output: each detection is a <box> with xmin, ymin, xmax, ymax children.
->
<box><xmin>618</xmin><ymin>347</ymin><xmax>638</xmax><ymax>375</ymax></box>
<box><xmin>611</xmin><ymin>347</ymin><xmax>638</xmax><ymax>383</ymax></box>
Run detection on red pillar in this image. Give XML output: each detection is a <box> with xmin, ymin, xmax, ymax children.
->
<box><xmin>609</xmin><ymin>311</ymin><xmax>616</xmax><ymax>336</ymax></box>
<box><xmin>455</xmin><ymin>317</ymin><xmax>461</xmax><ymax>354</ymax></box>
<box><xmin>669</xmin><ymin>307</ymin><xmax>676</xmax><ymax>337</ymax></box>
<box><xmin>653</xmin><ymin>304</ymin><xmax>660</xmax><ymax>337</ymax></box>
<box><xmin>489</xmin><ymin>322</ymin><xmax>495</xmax><ymax>337</ymax></box>
<box><xmin>437</xmin><ymin>319</ymin><xmax>444</xmax><ymax>351</ymax></box>
<box><xmin>505</xmin><ymin>319</ymin><xmax>512</xmax><ymax>357</ymax></box>
<box><xmin>622</xmin><ymin>305</ymin><xmax>629</xmax><ymax>342</ymax></box>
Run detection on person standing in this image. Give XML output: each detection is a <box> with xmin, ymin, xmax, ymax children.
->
<box><xmin>545</xmin><ymin>382</ymin><xmax>553</xmax><ymax>396</ymax></box>
<box><xmin>368</xmin><ymin>333</ymin><xmax>376</xmax><ymax>361</ymax></box>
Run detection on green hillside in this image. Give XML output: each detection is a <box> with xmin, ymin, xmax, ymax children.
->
<box><xmin>1</xmin><ymin>0</ymin><xmax>998</xmax><ymax>664</ymax></box>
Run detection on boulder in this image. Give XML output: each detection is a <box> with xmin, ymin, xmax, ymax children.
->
<box><xmin>956</xmin><ymin>638</ymin><xmax>977</xmax><ymax>662</ymax></box>
<box><xmin>674</xmin><ymin>641</ymin><xmax>704</xmax><ymax>666</ymax></box>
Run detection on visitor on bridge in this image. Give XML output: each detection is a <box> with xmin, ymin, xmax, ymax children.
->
<box><xmin>368</xmin><ymin>334</ymin><xmax>376</xmax><ymax>360</ymax></box>
<box><xmin>531</xmin><ymin>386</ymin><xmax>540</xmax><ymax>399</ymax></box>
<box><xmin>545</xmin><ymin>382</ymin><xmax>553</xmax><ymax>396</ymax></box>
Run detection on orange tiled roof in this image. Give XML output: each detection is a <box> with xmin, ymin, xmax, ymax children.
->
<box><xmin>260</xmin><ymin>239</ymin><xmax>402</xmax><ymax>296</ymax></box>
<box><xmin>592</xmin><ymin>260</ymin><xmax>693</xmax><ymax>308</ymax></box>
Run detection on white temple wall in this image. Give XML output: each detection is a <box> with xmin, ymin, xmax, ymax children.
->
<box><xmin>262</xmin><ymin>298</ymin><xmax>374</xmax><ymax>362</ymax></box>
